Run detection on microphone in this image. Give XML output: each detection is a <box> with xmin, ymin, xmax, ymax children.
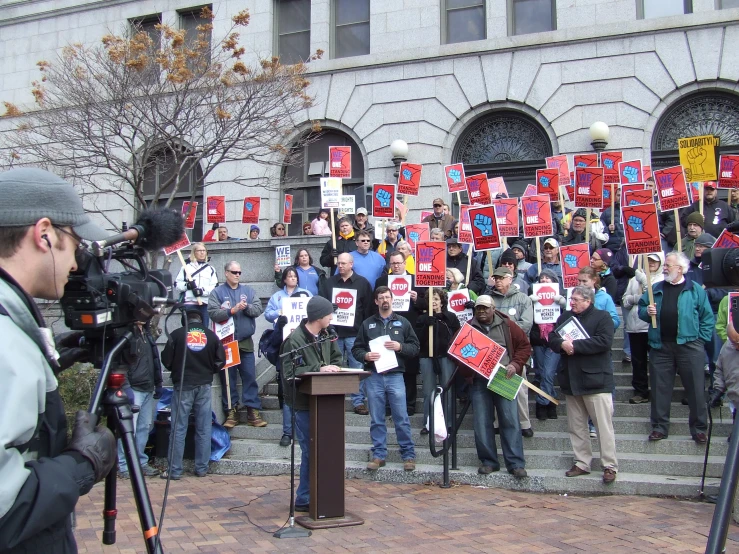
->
<box><xmin>91</xmin><ymin>208</ymin><xmax>185</xmax><ymax>256</ymax></box>
<box><xmin>320</xmin><ymin>325</ymin><xmax>339</xmax><ymax>341</ymax></box>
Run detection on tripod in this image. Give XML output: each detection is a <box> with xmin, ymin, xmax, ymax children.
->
<box><xmin>88</xmin><ymin>332</ymin><xmax>164</xmax><ymax>554</ymax></box>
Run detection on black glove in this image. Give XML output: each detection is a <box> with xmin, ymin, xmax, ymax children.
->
<box><xmin>464</xmin><ymin>300</ymin><xmax>476</xmax><ymax>310</ymax></box>
<box><xmin>65</xmin><ymin>411</ymin><xmax>116</xmax><ymax>483</ymax></box>
<box><xmin>709</xmin><ymin>390</ymin><xmax>723</xmax><ymax>407</ymax></box>
<box><xmin>276</xmin><ymin>315</ymin><xmax>288</xmax><ymax>328</ymax></box>
<box><xmin>153</xmin><ymin>385</ymin><xmax>164</xmax><ymax>399</ymax></box>
<box><xmin>54</xmin><ymin>331</ymin><xmax>89</xmax><ymax>372</ymax></box>
<box><xmin>211</xmin><ymin>222</ymin><xmax>219</xmax><ymax>231</ymax></box>
<box><xmin>186</xmin><ymin>280</ymin><xmax>197</xmax><ymax>291</ymax></box>
<box><xmin>417</xmin><ymin>314</ymin><xmax>436</xmax><ymax>327</ymax></box>
<box><xmin>193</xmin><ymin>288</ymin><xmax>204</xmax><ymax>297</ymax></box>
<box><xmin>331</xmin><ymin>248</ymin><xmax>340</xmax><ymax>258</ymax></box>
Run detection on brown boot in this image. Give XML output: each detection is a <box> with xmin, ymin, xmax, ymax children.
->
<box><xmin>246</xmin><ymin>407</ymin><xmax>267</xmax><ymax>427</ymax></box>
<box><xmin>223</xmin><ymin>408</ymin><xmax>238</xmax><ymax>429</ymax></box>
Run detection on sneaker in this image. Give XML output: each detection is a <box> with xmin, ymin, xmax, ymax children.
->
<box><xmin>510</xmin><ymin>467</ymin><xmax>527</xmax><ymax>479</ymax></box>
<box><xmin>478</xmin><ymin>465</ymin><xmax>500</xmax><ymax>475</ymax></box>
<box><xmin>366</xmin><ymin>458</ymin><xmax>385</xmax><ymax>471</ymax></box>
<box><xmin>159</xmin><ymin>470</ymin><xmax>181</xmax><ymax>480</ymax></box>
<box><xmin>403</xmin><ymin>459</ymin><xmax>416</xmax><ymax>471</ymax></box>
<box><xmin>546</xmin><ymin>403</ymin><xmax>558</xmax><ymax>420</ymax></box>
<box><xmin>223</xmin><ymin>408</ymin><xmax>238</xmax><ymax>429</ymax></box>
<box><xmin>246</xmin><ymin>408</ymin><xmax>267</xmax><ymax>428</ymax></box>
<box><xmin>622</xmin><ymin>356</ymin><xmax>631</xmax><ymax>364</ymax></box>
<box><xmin>294</xmin><ymin>504</ymin><xmax>309</xmax><ymax>513</ymax></box>
<box><xmin>603</xmin><ymin>468</ymin><xmax>616</xmax><ymax>484</ymax></box>
<box><xmin>194</xmin><ymin>471</ymin><xmax>207</xmax><ymax>478</ymax></box>
<box><xmin>353</xmin><ymin>404</ymin><xmax>369</xmax><ymax>415</ymax></box>
<box><xmin>140</xmin><ymin>465</ymin><xmax>160</xmax><ymax>477</ymax></box>
<box><xmin>521</xmin><ymin>428</ymin><xmax>534</xmax><ymax>438</ymax></box>
<box><xmin>279</xmin><ymin>434</ymin><xmax>292</xmax><ymax>447</ymax></box>
<box><xmin>704</xmin><ymin>364</ymin><xmax>711</xmax><ymax>375</ymax></box>
<box><xmin>629</xmin><ymin>394</ymin><xmax>649</xmax><ymax>404</ymax></box>
<box><xmin>589</xmin><ymin>426</ymin><xmax>597</xmax><ymax>439</ymax></box>
<box><xmin>118</xmin><ymin>470</ymin><xmax>130</xmax><ymax>479</ymax></box>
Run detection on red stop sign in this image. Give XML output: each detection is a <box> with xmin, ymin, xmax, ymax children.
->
<box><xmin>335</xmin><ymin>291</ymin><xmax>354</xmax><ymax>309</ymax></box>
<box><xmin>390</xmin><ymin>277</ymin><xmax>410</xmax><ymax>296</ymax></box>
<box><xmin>448</xmin><ymin>292</ymin><xmax>468</xmax><ymax>313</ymax></box>
<box><xmin>536</xmin><ymin>285</ymin><xmax>557</xmax><ymax>306</ymax></box>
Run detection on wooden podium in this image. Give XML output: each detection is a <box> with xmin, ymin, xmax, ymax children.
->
<box><xmin>295</xmin><ymin>371</ymin><xmax>367</xmax><ymax>530</ymax></box>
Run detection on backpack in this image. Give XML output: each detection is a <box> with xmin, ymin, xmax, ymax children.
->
<box><xmin>258</xmin><ymin>327</ymin><xmax>281</xmax><ymax>366</ymax></box>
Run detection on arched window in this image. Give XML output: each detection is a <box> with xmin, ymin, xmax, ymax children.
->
<box><xmin>142</xmin><ymin>145</ymin><xmax>204</xmax><ymax>241</ymax></box>
<box><xmin>651</xmin><ymin>91</ymin><xmax>739</xmax><ymax>170</ymax></box>
<box><xmin>453</xmin><ymin>110</ymin><xmax>552</xmax><ymax>199</ymax></box>
<box><xmin>282</xmin><ymin>130</ymin><xmax>364</xmax><ymax>235</ymax></box>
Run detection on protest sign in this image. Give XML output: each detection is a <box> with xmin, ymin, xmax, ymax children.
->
<box><xmin>372</xmin><ymin>184</ymin><xmax>396</xmax><ymax>219</ymax></box>
<box><xmin>182</xmin><ymin>201</ymin><xmax>198</xmax><ymax>229</ymax></box>
<box><xmin>282</xmin><ymin>194</ymin><xmax>293</xmax><ymax>224</ymax></box>
<box><xmin>689</xmin><ymin>181</ymin><xmax>701</xmax><ymax>203</ymax></box>
<box><xmin>560</xmin><ymin>243</ymin><xmax>590</xmax><ymax>288</ymax></box>
<box><xmin>331</xmin><ymin>288</ymin><xmax>357</xmax><ymax>327</ymax></box>
<box><xmin>414</xmin><ymin>241</ymin><xmax>447</xmax><ymax>287</ymax></box>
<box><xmin>546</xmin><ymin>154</ymin><xmax>571</xmax><ymax>186</ymax></box>
<box><xmin>458</xmin><ymin>206</ymin><xmax>473</xmax><ymax>244</ymax></box>
<box><xmin>714</xmin><ymin>229</ymin><xmax>739</xmax><ymax>249</ymax></box>
<box><xmin>488</xmin><ymin>176</ymin><xmax>508</xmax><ymax>197</ymax></box>
<box><xmin>536</xmin><ymin>168</ymin><xmax>560</xmax><ymax>202</ymax></box>
<box><xmin>213</xmin><ymin>317</ymin><xmax>235</xmax><ymax>341</ymax></box>
<box><xmin>522</xmin><ymin>194</ymin><xmax>553</xmax><ymax>239</ymax></box>
<box><xmin>405</xmin><ymin>223</ymin><xmax>430</xmax><ymax>250</ymax></box>
<box><xmin>339</xmin><ymin>195</ymin><xmax>355</xmax><ymax>215</ymax></box>
<box><xmin>163</xmin><ymin>232</ymin><xmax>191</xmax><ymax>255</ymax></box>
<box><xmin>562</xmin><ymin>183</ymin><xmax>575</xmax><ymax>202</ymax></box>
<box><xmin>275</xmin><ymin>245</ymin><xmax>291</xmax><ymax>268</ymax></box>
<box><xmin>468</xmin><ymin>205</ymin><xmax>501</xmax><ymax>250</ymax></box>
<box><xmin>619</xmin><ymin>183</ymin><xmax>644</xmax><ymax>208</ymax></box>
<box><xmin>329</xmin><ymin>146</ymin><xmax>351</xmax><ymax>178</ymax></box>
<box><xmin>622</xmin><ymin>203</ymin><xmax>661</xmax><ymax>255</ymax></box>
<box><xmin>678</xmin><ymin>135</ymin><xmax>719</xmax><ymax>182</ymax></box>
<box><xmin>574</xmin><ymin>167</ymin><xmax>604</xmax><ymax>209</ymax></box>
<box><xmin>388</xmin><ymin>275</ymin><xmax>412</xmax><ymax>312</ymax></box>
<box><xmin>397</xmin><ymin>162</ymin><xmax>422</xmax><ymax>195</ymax></box>
<box><xmin>466</xmin><ymin>173</ymin><xmax>492</xmax><ymax>205</ymax></box>
<box><xmin>242</xmin><ymin>197</ymin><xmax>260</xmax><ymax>224</ymax></box>
<box><xmin>280</xmin><ymin>296</ymin><xmax>309</xmax><ymax>340</ymax></box>
<box><xmin>718</xmin><ymin>155</ymin><xmax>739</xmax><ymax>189</ymax></box>
<box><xmin>448</xmin><ymin>323</ymin><xmax>507</xmax><ymax>380</ymax></box>
<box><xmin>623</xmin><ymin>188</ymin><xmax>654</xmax><ymax>207</ymax></box>
<box><xmin>420</xmin><ymin>210</ymin><xmax>433</xmax><ymax>222</ymax></box>
<box><xmin>653</xmin><ymin>166</ymin><xmax>691</xmax><ymax>212</ymax></box>
<box><xmin>642</xmin><ymin>166</ymin><xmax>652</xmax><ymax>182</ymax></box>
<box><xmin>522</xmin><ymin>184</ymin><xmax>537</xmax><ymax>197</ymax></box>
<box><xmin>532</xmin><ymin>283</ymin><xmax>561</xmax><ymax>324</ymax></box>
<box><xmin>619</xmin><ymin>159</ymin><xmax>643</xmax><ymax>185</ymax></box>
<box><xmin>600</xmin><ymin>151</ymin><xmax>623</xmax><ymax>185</ymax></box>
<box><xmin>444</xmin><ymin>163</ymin><xmax>466</xmax><ymax>194</ymax></box>
<box><xmin>206</xmin><ymin>196</ymin><xmax>225</xmax><ymax>224</ymax></box>
<box><xmin>491</xmin><ymin>198</ymin><xmax>520</xmax><ymax>237</ymax></box>
<box><xmin>223</xmin><ymin>341</ymin><xmax>241</xmax><ymax>369</ymax></box>
<box><xmin>448</xmin><ymin>289</ymin><xmax>473</xmax><ymax>325</ymax></box>
<box><xmin>487</xmin><ymin>365</ymin><xmax>524</xmax><ymax>401</ymax></box>
<box><xmin>573</xmin><ymin>153</ymin><xmax>598</xmax><ymax>168</ymax></box>
<box><xmin>320</xmin><ymin>177</ymin><xmax>342</xmax><ymax>209</ymax></box>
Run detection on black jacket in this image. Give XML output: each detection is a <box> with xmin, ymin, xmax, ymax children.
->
<box><xmin>319</xmin><ymin>272</ymin><xmax>373</xmax><ymax>339</ymax></box>
<box><xmin>352</xmin><ymin>312</ymin><xmax>420</xmax><ymax>373</ymax></box>
<box><xmin>599</xmin><ymin>271</ymin><xmax>618</xmax><ymax>305</ymax></box>
<box><xmin>548</xmin><ymin>304</ymin><xmax>615</xmax><ymax>396</ymax></box>
<box><xmin>681</xmin><ymin>197</ymin><xmax>737</xmax><ymax>238</ymax></box>
<box><xmin>162</xmin><ymin>322</ymin><xmax>226</xmax><ymax>388</ymax></box>
<box><xmin>446</xmin><ymin>252</ymin><xmax>485</xmax><ymax>295</ymax></box>
<box><xmin>320</xmin><ymin>235</ymin><xmax>358</xmax><ymax>275</ymax></box>
<box><xmin>123</xmin><ymin>325</ymin><xmax>163</xmax><ymax>391</ymax></box>
<box><xmin>374</xmin><ymin>273</ymin><xmax>422</xmax><ymax>327</ymax></box>
<box><xmin>415</xmin><ymin>308</ymin><xmax>460</xmax><ymax>358</ymax></box>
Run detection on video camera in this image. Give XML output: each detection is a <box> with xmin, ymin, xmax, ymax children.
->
<box><xmin>702</xmin><ymin>247</ymin><xmax>739</xmax><ymax>334</ymax></box>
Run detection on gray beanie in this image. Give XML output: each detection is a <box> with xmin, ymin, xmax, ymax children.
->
<box><xmin>0</xmin><ymin>168</ymin><xmax>107</xmax><ymax>240</ymax></box>
<box><xmin>306</xmin><ymin>296</ymin><xmax>334</xmax><ymax>322</ymax></box>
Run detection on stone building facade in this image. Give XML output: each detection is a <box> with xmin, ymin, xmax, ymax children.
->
<box><xmin>1</xmin><ymin>0</ymin><xmax>738</xmax><ymax>237</ymax></box>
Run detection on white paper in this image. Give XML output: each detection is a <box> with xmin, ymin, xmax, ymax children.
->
<box><xmin>369</xmin><ymin>334</ymin><xmax>398</xmax><ymax>373</ymax></box>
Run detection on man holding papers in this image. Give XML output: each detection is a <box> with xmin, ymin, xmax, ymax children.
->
<box><xmin>548</xmin><ymin>286</ymin><xmax>618</xmax><ymax>484</ymax></box>
<box><xmin>352</xmin><ymin>286</ymin><xmax>420</xmax><ymax>472</ymax></box>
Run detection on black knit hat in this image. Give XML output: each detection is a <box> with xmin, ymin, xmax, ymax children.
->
<box><xmin>306</xmin><ymin>296</ymin><xmax>334</xmax><ymax>321</ymax></box>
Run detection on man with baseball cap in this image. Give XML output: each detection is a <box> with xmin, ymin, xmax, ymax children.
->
<box><xmin>680</xmin><ymin>182</ymin><xmax>736</xmax><ymax>238</ymax></box>
<box><xmin>0</xmin><ymin>168</ymin><xmax>116</xmax><ymax>552</ymax></box>
<box><xmin>352</xmin><ymin>207</ymin><xmax>376</xmax><ymax>240</ymax></box>
<box><xmin>524</xmin><ymin>238</ymin><xmax>563</xmax><ymax>288</ymax></box>
<box><xmin>422</xmin><ymin>197</ymin><xmax>455</xmax><ymax>238</ymax></box>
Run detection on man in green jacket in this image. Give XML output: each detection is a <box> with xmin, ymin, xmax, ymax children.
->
<box><xmin>281</xmin><ymin>296</ymin><xmax>343</xmax><ymax>512</ymax></box>
<box><xmin>638</xmin><ymin>252</ymin><xmax>714</xmax><ymax>444</ymax></box>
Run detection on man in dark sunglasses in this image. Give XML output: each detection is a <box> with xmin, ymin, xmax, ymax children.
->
<box><xmin>422</xmin><ymin>196</ymin><xmax>455</xmax><ymax>238</ymax></box>
<box><xmin>350</xmin><ymin>230</ymin><xmax>387</xmax><ymax>289</ymax></box>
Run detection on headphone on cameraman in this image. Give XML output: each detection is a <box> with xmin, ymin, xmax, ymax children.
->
<box><xmin>42</xmin><ymin>234</ymin><xmax>51</xmax><ymax>248</ymax></box>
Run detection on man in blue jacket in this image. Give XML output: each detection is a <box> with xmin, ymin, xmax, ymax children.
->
<box><xmin>638</xmin><ymin>252</ymin><xmax>714</xmax><ymax>443</ymax></box>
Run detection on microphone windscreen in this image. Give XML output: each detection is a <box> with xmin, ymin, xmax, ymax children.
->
<box><xmin>135</xmin><ymin>208</ymin><xmax>185</xmax><ymax>251</ymax></box>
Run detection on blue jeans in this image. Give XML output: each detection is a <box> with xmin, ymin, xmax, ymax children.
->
<box><xmin>117</xmin><ymin>388</ymin><xmax>155</xmax><ymax>472</ymax></box>
<box><xmin>533</xmin><ymin>346</ymin><xmax>560</xmax><ymax>406</ymax></box>
<box><xmin>338</xmin><ymin>337</ymin><xmax>366</xmax><ymax>407</ymax></box>
<box><xmin>420</xmin><ymin>357</ymin><xmax>455</xmax><ymax>427</ymax></box>
<box><xmin>470</xmin><ymin>377</ymin><xmax>525</xmax><ymax>472</ymax></box>
<box><xmin>294</xmin><ymin>410</ymin><xmax>310</xmax><ymax>506</ymax></box>
<box><xmin>170</xmin><ymin>384</ymin><xmax>212</xmax><ymax>477</ymax></box>
<box><xmin>365</xmin><ymin>372</ymin><xmax>415</xmax><ymax>461</ymax></box>
<box><xmin>220</xmin><ymin>350</ymin><xmax>260</xmax><ymax>411</ymax></box>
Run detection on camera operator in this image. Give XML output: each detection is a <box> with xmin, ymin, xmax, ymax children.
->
<box><xmin>0</xmin><ymin>168</ymin><xmax>116</xmax><ymax>553</ymax></box>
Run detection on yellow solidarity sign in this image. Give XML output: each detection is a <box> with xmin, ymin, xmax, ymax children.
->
<box><xmin>678</xmin><ymin>135</ymin><xmax>720</xmax><ymax>182</ymax></box>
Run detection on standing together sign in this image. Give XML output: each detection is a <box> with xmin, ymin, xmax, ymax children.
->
<box><xmin>414</xmin><ymin>241</ymin><xmax>447</xmax><ymax>287</ymax></box>
<box><xmin>521</xmin><ymin>194</ymin><xmax>553</xmax><ymax>239</ymax></box>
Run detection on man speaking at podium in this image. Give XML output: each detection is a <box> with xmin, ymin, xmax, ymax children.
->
<box><xmin>281</xmin><ymin>296</ymin><xmax>343</xmax><ymax>512</ymax></box>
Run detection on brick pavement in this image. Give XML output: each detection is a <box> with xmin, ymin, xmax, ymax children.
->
<box><xmin>74</xmin><ymin>474</ymin><xmax>739</xmax><ymax>553</ymax></box>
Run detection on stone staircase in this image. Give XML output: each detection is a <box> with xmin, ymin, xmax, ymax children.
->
<box><xmin>206</xmin><ymin>324</ymin><xmax>730</xmax><ymax>498</ymax></box>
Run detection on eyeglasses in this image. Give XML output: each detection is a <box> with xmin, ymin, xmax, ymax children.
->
<box><xmin>276</xmin><ymin>227</ymin><xmax>285</xmax><ymax>231</ymax></box>
<box><xmin>52</xmin><ymin>225</ymin><xmax>83</xmax><ymax>249</ymax></box>
<box><xmin>357</xmin><ymin>239</ymin><xmax>371</xmax><ymax>243</ymax></box>
<box><xmin>433</xmin><ymin>204</ymin><xmax>442</xmax><ymax>208</ymax></box>
<box><xmin>356</xmin><ymin>213</ymin><xmax>366</xmax><ymax>216</ymax></box>
<box><xmin>570</xmin><ymin>296</ymin><xmax>588</xmax><ymax>303</ymax></box>
<box><xmin>228</xmin><ymin>270</ymin><xmax>242</xmax><ymax>275</ymax></box>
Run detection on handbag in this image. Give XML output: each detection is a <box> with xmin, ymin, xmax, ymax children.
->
<box><xmin>432</xmin><ymin>386</ymin><xmax>448</xmax><ymax>442</ymax></box>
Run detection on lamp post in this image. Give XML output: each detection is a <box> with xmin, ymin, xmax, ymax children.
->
<box><xmin>390</xmin><ymin>139</ymin><xmax>408</xmax><ymax>178</ymax></box>
<box><xmin>589</xmin><ymin>121</ymin><xmax>609</xmax><ymax>152</ymax></box>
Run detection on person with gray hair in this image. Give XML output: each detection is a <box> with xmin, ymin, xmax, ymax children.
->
<box><xmin>548</xmin><ymin>285</ymin><xmax>618</xmax><ymax>483</ymax></box>
<box><xmin>378</xmin><ymin>221</ymin><xmax>403</xmax><ymax>266</ymax></box>
<box><xmin>430</xmin><ymin>228</ymin><xmax>445</xmax><ymax>241</ymax></box>
<box><xmin>638</xmin><ymin>251</ymin><xmax>714</xmax><ymax>444</ymax></box>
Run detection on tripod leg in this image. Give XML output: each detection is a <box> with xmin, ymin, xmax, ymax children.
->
<box><xmin>103</xmin><ymin>415</ymin><xmax>118</xmax><ymax>545</ymax></box>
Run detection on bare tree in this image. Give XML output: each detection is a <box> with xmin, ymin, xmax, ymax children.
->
<box><xmin>1</xmin><ymin>7</ymin><xmax>321</xmax><ymax>224</ymax></box>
